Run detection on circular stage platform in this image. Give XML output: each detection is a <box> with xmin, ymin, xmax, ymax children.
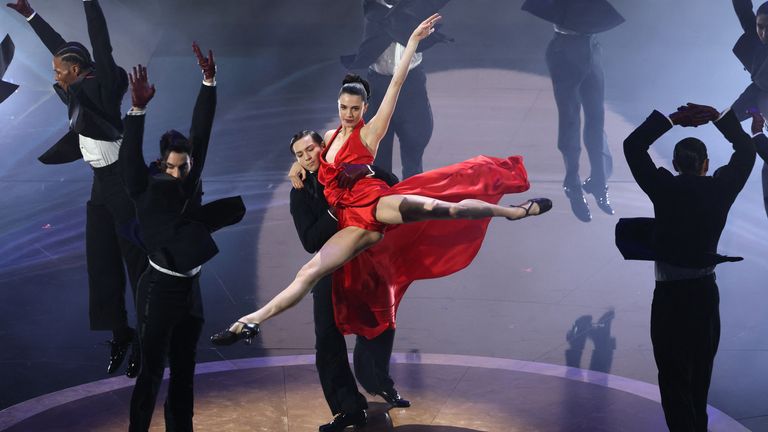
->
<box><xmin>0</xmin><ymin>354</ymin><xmax>747</xmax><ymax>432</ymax></box>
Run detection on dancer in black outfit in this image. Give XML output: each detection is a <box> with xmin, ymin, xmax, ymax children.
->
<box><xmin>121</xmin><ymin>46</ymin><xmax>244</xmax><ymax>432</ymax></box>
<box><xmin>287</xmin><ymin>131</ymin><xmax>408</xmax><ymax>431</ymax></box>
<box><xmin>731</xmin><ymin>0</ymin><xmax>768</xmax><ymax>218</ymax></box>
<box><xmin>523</xmin><ymin>0</ymin><xmax>624</xmax><ymax>222</ymax></box>
<box><xmin>342</xmin><ymin>0</ymin><xmax>452</xmax><ymax>179</ymax></box>
<box><xmin>624</xmin><ymin>103</ymin><xmax>760</xmax><ymax>431</ymax></box>
<box><xmin>0</xmin><ymin>34</ymin><xmax>18</xmax><ymax>103</ymax></box>
<box><xmin>6</xmin><ymin>0</ymin><xmax>147</xmax><ymax>376</ymax></box>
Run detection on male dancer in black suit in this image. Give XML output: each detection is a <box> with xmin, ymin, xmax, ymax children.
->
<box><xmin>286</xmin><ymin>131</ymin><xmax>408</xmax><ymax>431</ymax></box>
<box><xmin>341</xmin><ymin>0</ymin><xmax>451</xmax><ymax>179</ymax></box>
<box><xmin>624</xmin><ymin>103</ymin><xmax>759</xmax><ymax>431</ymax></box>
<box><xmin>6</xmin><ymin>0</ymin><xmax>147</xmax><ymax>376</ymax></box>
<box><xmin>122</xmin><ymin>46</ymin><xmax>244</xmax><ymax>432</ymax></box>
<box><xmin>731</xmin><ymin>0</ymin><xmax>768</xmax><ymax>218</ymax></box>
<box><xmin>523</xmin><ymin>0</ymin><xmax>624</xmax><ymax>222</ymax></box>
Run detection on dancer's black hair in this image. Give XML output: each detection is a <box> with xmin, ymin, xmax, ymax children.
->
<box><xmin>339</xmin><ymin>73</ymin><xmax>370</xmax><ymax>101</ymax></box>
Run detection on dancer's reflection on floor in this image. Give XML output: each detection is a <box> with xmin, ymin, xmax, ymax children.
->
<box><xmin>565</xmin><ymin>309</ymin><xmax>616</xmax><ymax>374</ymax></box>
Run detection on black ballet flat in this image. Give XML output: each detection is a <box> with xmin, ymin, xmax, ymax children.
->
<box><xmin>210</xmin><ymin>321</ymin><xmax>260</xmax><ymax>346</ymax></box>
<box><xmin>507</xmin><ymin>197</ymin><xmax>552</xmax><ymax>220</ymax></box>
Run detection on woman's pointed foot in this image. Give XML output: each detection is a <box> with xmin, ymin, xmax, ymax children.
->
<box><xmin>211</xmin><ymin>321</ymin><xmax>260</xmax><ymax>346</ymax></box>
<box><xmin>507</xmin><ymin>198</ymin><xmax>552</xmax><ymax>220</ymax></box>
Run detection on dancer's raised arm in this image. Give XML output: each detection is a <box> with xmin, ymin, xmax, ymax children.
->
<box><xmin>360</xmin><ymin>13</ymin><xmax>441</xmax><ymax>155</ymax></box>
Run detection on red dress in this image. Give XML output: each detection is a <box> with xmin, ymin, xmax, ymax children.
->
<box><xmin>319</xmin><ymin>120</ymin><xmax>530</xmax><ymax>339</ymax></box>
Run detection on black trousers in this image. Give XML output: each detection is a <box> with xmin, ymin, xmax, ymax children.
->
<box><xmin>545</xmin><ymin>32</ymin><xmax>612</xmax><ymax>188</ymax></box>
<box><xmin>87</xmin><ymin>163</ymin><xmax>147</xmax><ymax>331</ymax></box>
<box><xmin>731</xmin><ymin>83</ymin><xmax>768</xmax><ymax>219</ymax></box>
<box><xmin>366</xmin><ymin>66</ymin><xmax>433</xmax><ymax>179</ymax></box>
<box><xmin>313</xmin><ymin>276</ymin><xmax>395</xmax><ymax>415</ymax></box>
<box><xmin>651</xmin><ymin>275</ymin><xmax>720</xmax><ymax>432</ymax></box>
<box><xmin>129</xmin><ymin>266</ymin><xmax>204</xmax><ymax>432</ymax></box>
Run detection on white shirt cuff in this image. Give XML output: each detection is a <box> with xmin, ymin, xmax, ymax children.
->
<box><xmin>665</xmin><ymin>115</ymin><xmax>675</xmax><ymax>127</ymax></box>
<box><xmin>203</xmin><ymin>78</ymin><xmax>216</xmax><ymax>87</ymax></box>
<box><xmin>753</xmin><ymin>131</ymin><xmax>765</xmax><ymax>138</ymax></box>
<box><xmin>366</xmin><ymin>165</ymin><xmax>375</xmax><ymax>177</ymax></box>
<box><xmin>26</xmin><ymin>11</ymin><xmax>37</xmax><ymax>21</ymax></box>
<box><xmin>327</xmin><ymin>209</ymin><xmax>338</xmax><ymax>221</ymax></box>
<box><xmin>716</xmin><ymin>108</ymin><xmax>731</xmax><ymax>122</ymax></box>
<box><xmin>127</xmin><ymin>107</ymin><xmax>146</xmax><ymax>116</ymax></box>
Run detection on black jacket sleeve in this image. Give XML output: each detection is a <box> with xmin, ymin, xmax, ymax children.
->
<box><xmin>711</xmin><ymin>109</ymin><xmax>757</xmax><ymax>196</ymax></box>
<box><xmin>754</xmin><ymin>130</ymin><xmax>768</xmax><ymax>162</ymax></box>
<box><xmin>184</xmin><ymin>83</ymin><xmax>217</xmax><ymax>197</ymax></box>
<box><xmin>119</xmin><ymin>113</ymin><xmax>149</xmax><ymax>197</ymax></box>
<box><xmin>290</xmin><ymin>188</ymin><xmax>338</xmax><ymax>253</ymax></box>
<box><xmin>733</xmin><ymin>0</ymin><xmax>757</xmax><ymax>34</ymax></box>
<box><xmin>370</xmin><ymin>164</ymin><xmax>400</xmax><ymax>186</ymax></box>
<box><xmin>27</xmin><ymin>13</ymin><xmax>66</xmax><ymax>55</ymax></box>
<box><xmin>83</xmin><ymin>0</ymin><xmax>128</xmax><ymax>98</ymax></box>
<box><xmin>623</xmin><ymin>110</ymin><xmax>674</xmax><ymax>200</ymax></box>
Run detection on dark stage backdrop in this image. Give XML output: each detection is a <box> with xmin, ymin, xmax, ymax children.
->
<box><xmin>1</xmin><ymin>1</ymin><xmax>767</xmax><ymax>429</ymax></box>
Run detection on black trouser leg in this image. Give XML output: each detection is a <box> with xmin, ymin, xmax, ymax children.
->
<box><xmin>165</xmin><ymin>311</ymin><xmax>203</xmax><ymax>432</ymax></box>
<box><xmin>353</xmin><ymin>329</ymin><xmax>396</xmax><ymax>395</ymax></box>
<box><xmin>579</xmin><ymin>38</ymin><xmax>610</xmax><ymax>186</ymax></box>
<box><xmin>393</xmin><ymin>68</ymin><xmax>433</xmax><ymax>179</ymax></box>
<box><xmin>130</xmin><ymin>268</ymin><xmax>199</xmax><ymax>432</ymax></box>
<box><xmin>651</xmin><ymin>276</ymin><xmax>720</xmax><ymax>432</ymax></box>
<box><xmin>313</xmin><ymin>277</ymin><xmax>367</xmax><ymax>415</ymax></box>
<box><xmin>546</xmin><ymin>34</ymin><xmax>590</xmax><ymax>187</ymax></box>
<box><xmin>87</xmin><ymin>167</ymin><xmax>147</xmax><ymax>333</ymax></box>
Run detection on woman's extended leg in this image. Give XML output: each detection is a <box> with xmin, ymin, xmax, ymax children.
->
<box><xmin>375</xmin><ymin>194</ymin><xmax>550</xmax><ymax>225</ymax></box>
<box><xmin>228</xmin><ymin>226</ymin><xmax>382</xmax><ymax>332</ymax></box>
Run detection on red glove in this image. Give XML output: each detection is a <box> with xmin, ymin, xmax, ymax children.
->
<box><xmin>193</xmin><ymin>42</ymin><xmax>216</xmax><ymax>81</ymax></box>
<box><xmin>129</xmin><ymin>65</ymin><xmax>156</xmax><ymax>109</ymax></box>
<box><xmin>336</xmin><ymin>163</ymin><xmax>372</xmax><ymax>189</ymax></box>
<box><xmin>669</xmin><ymin>103</ymin><xmax>719</xmax><ymax>127</ymax></box>
<box><xmin>6</xmin><ymin>0</ymin><xmax>34</xmax><ymax>18</ymax></box>
<box><xmin>751</xmin><ymin>111</ymin><xmax>765</xmax><ymax>135</ymax></box>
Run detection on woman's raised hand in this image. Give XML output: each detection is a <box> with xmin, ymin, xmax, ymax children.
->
<box><xmin>409</xmin><ymin>13</ymin><xmax>441</xmax><ymax>43</ymax></box>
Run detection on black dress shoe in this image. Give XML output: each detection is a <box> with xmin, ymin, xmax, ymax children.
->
<box><xmin>107</xmin><ymin>330</ymin><xmax>134</xmax><ymax>375</ymax></box>
<box><xmin>125</xmin><ymin>339</ymin><xmax>140</xmax><ymax>378</ymax></box>
<box><xmin>377</xmin><ymin>388</ymin><xmax>411</xmax><ymax>408</ymax></box>
<box><xmin>211</xmin><ymin>321</ymin><xmax>260</xmax><ymax>346</ymax></box>
<box><xmin>564</xmin><ymin>185</ymin><xmax>591</xmax><ymax>222</ymax></box>
<box><xmin>582</xmin><ymin>177</ymin><xmax>614</xmax><ymax>215</ymax></box>
<box><xmin>319</xmin><ymin>410</ymin><xmax>367</xmax><ymax>432</ymax></box>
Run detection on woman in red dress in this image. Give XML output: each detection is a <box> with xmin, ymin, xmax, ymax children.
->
<box><xmin>212</xmin><ymin>13</ymin><xmax>551</xmax><ymax>343</ymax></box>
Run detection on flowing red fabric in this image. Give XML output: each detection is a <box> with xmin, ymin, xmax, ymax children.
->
<box><xmin>319</xmin><ymin>121</ymin><xmax>530</xmax><ymax>339</ymax></box>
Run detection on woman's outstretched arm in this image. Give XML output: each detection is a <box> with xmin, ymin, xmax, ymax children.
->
<box><xmin>361</xmin><ymin>13</ymin><xmax>441</xmax><ymax>155</ymax></box>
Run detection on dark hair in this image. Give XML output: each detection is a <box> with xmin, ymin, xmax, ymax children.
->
<box><xmin>673</xmin><ymin>137</ymin><xmax>708</xmax><ymax>175</ymax></box>
<box><xmin>339</xmin><ymin>73</ymin><xmax>370</xmax><ymax>101</ymax></box>
<box><xmin>758</xmin><ymin>1</ymin><xmax>768</xmax><ymax>15</ymax></box>
<box><xmin>54</xmin><ymin>42</ymin><xmax>93</xmax><ymax>69</ymax></box>
<box><xmin>160</xmin><ymin>130</ymin><xmax>192</xmax><ymax>160</ymax></box>
<box><xmin>289</xmin><ymin>130</ymin><xmax>324</xmax><ymax>154</ymax></box>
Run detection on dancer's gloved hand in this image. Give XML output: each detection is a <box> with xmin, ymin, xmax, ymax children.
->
<box><xmin>337</xmin><ymin>163</ymin><xmax>372</xmax><ymax>189</ymax></box>
<box><xmin>129</xmin><ymin>64</ymin><xmax>155</xmax><ymax>109</ymax></box>
<box><xmin>192</xmin><ymin>41</ymin><xmax>216</xmax><ymax>82</ymax></box>
<box><xmin>750</xmin><ymin>110</ymin><xmax>766</xmax><ymax>135</ymax></box>
<box><xmin>6</xmin><ymin>0</ymin><xmax>34</xmax><ymax>18</ymax></box>
<box><xmin>288</xmin><ymin>162</ymin><xmax>306</xmax><ymax>189</ymax></box>
<box><xmin>669</xmin><ymin>103</ymin><xmax>719</xmax><ymax>127</ymax></box>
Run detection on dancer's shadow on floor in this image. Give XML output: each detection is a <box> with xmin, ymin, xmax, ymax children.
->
<box><xmin>367</xmin><ymin>403</ymin><xmax>484</xmax><ymax>432</ymax></box>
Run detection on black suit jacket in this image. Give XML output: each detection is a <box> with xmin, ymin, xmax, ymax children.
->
<box><xmin>732</xmin><ymin>0</ymin><xmax>768</xmax><ymax>90</ymax></box>
<box><xmin>521</xmin><ymin>0</ymin><xmax>624</xmax><ymax>34</ymax></box>
<box><xmin>0</xmin><ymin>34</ymin><xmax>19</xmax><ymax>104</ymax></box>
<box><xmin>28</xmin><ymin>0</ymin><xmax>128</xmax><ymax>165</ymax></box>
<box><xmin>120</xmin><ymin>84</ymin><xmax>245</xmax><ymax>273</ymax></box>
<box><xmin>341</xmin><ymin>0</ymin><xmax>453</xmax><ymax>70</ymax></box>
<box><xmin>622</xmin><ymin>109</ymin><xmax>758</xmax><ymax>268</ymax></box>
